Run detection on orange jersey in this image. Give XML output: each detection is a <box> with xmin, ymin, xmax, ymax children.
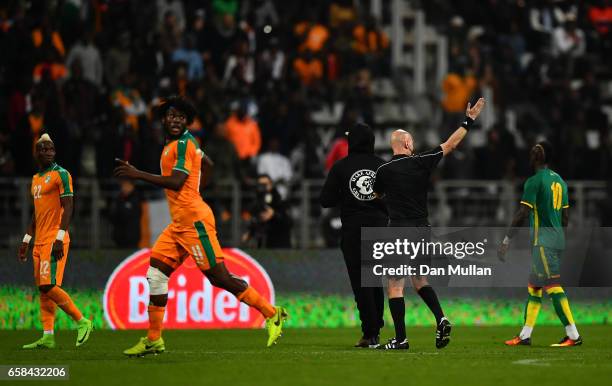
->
<box><xmin>161</xmin><ymin>130</ymin><xmax>211</xmax><ymax>226</ymax></box>
<box><xmin>31</xmin><ymin>163</ymin><xmax>73</xmax><ymax>245</ymax></box>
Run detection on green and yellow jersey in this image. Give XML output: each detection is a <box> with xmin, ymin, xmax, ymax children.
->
<box><xmin>520</xmin><ymin>167</ymin><xmax>569</xmax><ymax>250</ymax></box>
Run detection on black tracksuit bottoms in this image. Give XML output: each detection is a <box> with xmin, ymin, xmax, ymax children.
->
<box><xmin>340</xmin><ymin>224</ymin><xmax>385</xmax><ymax>338</ymax></box>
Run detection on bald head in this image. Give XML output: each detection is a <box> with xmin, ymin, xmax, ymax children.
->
<box><xmin>390</xmin><ymin>129</ymin><xmax>414</xmax><ymax>155</ymax></box>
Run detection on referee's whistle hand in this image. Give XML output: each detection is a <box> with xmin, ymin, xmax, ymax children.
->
<box><xmin>466</xmin><ymin>98</ymin><xmax>485</xmax><ymax>120</ymax></box>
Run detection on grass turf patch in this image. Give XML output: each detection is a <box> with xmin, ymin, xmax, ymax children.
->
<box><xmin>0</xmin><ymin>326</ymin><xmax>611</xmax><ymax>386</ymax></box>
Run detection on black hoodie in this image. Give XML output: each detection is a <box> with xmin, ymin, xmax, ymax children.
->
<box><xmin>320</xmin><ymin>123</ymin><xmax>387</xmax><ymax>226</ymax></box>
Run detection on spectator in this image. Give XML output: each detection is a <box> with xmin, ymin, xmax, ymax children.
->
<box><xmin>528</xmin><ymin>0</ymin><xmax>568</xmax><ymax>49</ymax></box>
<box><xmin>589</xmin><ymin>0</ymin><xmax>612</xmax><ymax>62</ymax></box>
<box><xmin>241</xmin><ymin>0</ymin><xmax>279</xmax><ymax>30</ymax></box>
<box><xmin>295</xmin><ymin>17</ymin><xmax>330</xmax><ymax>53</ymax></box>
<box><xmin>205</xmin><ymin>122</ymin><xmax>243</xmax><ymax>186</ymax></box>
<box><xmin>256</xmin><ymin>137</ymin><xmax>293</xmax><ymax>197</ymax></box>
<box><xmin>159</xmin><ymin>10</ymin><xmax>183</xmax><ymax>55</ymax></box>
<box><xmin>440</xmin><ymin>66</ymin><xmax>477</xmax><ymax>136</ymax></box>
<box><xmin>104</xmin><ymin>31</ymin><xmax>132</xmax><ymax>90</ymax></box>
<box><xmin>31</xmin><ymin>16</ymin><xmax>65</xmax><ymax>59</ymax></box>
<box><xmin>346</xmin><ymin>69</ymin><xmax>375</xmax><ymax>126</ymax></box>
<box><xmin>589</xmin><ymin>0</ymin><xmax>612</xmax><ymax>35</ymax></box>
<box><xmin>224</xmin><ymin>102</ymin><xmax>262</xmax><ymax>161</ymax></box>
<box><xmin>213</xmin><ymin>0</ymin><xmax>239</xmax><ymax>17</ymax></box>
<box><xmin>242</xmin><ymin>174</ymin><xmax>292</xmax><ymax>248</ymax></box>
<box><xmin>223</xmin><ymin>38</ymin><xmax>255</xmax><ymax>87</ymax></box>
<box><xmin>156</xmin><ymin>0</ymin><xmax>185</xmax><ymax>32</ymax></box>
<box><xmin>552</xmin><ymin>15</ymin><xmax>585</xmax><ymax>58</ymax></box>
<box><xmin>208</xmin><ymin>12</ymin><xmax>240</xmax><ymax>77</ymax></box>
<box><xmin>111</xmin><ymin>73</ymin><xmax>147</xmax><ymax>131</ymax></box>
<box><xmin>32</xmin><ymin>48</ymin><xmax>67</xmax><ymax>84</ymax></box>
<box><xmin>110</xmin><ymin>178</ymin><xmax>143</xmax><ymax>248</ymax></box>
<box><xmin>504</xmin><ymin>20</ymin><xmax>527</xmax><ymax>61</ymax></box>
<box><xmin>352</xmin><ymin>16</ymin><xmax>389</xmax><ymax>55</ymax></box>
<box><xmin>325</xmin><ymin>129</ymin><xmax>348</xmax><ymax>172</ymax></box>
<box><xmin>132</xmin><ymin>32</ymin><xmax>166</xmax><ymax>87</ymax></box>
<box><xmin>13</xmin><ymin>91</ymin><xmax>46</xmax><ymax>175</ymax></box>
<box><xmin>66</xmin><ymin>30</ymin><xmax>103</xmax><ymax>87</ymax></box>
<box><xmin>172</xmin><ymin>35</ymin><xmax>204</xmax><ymax>81</ymax></box>
<box><xmin>441</xmin><ymin>70</ymin><xmax>477</xmax><ymax>113</ymax></box>
<box><xmin>293</xmin><ymin>50</ymin><xmax>323</xmax><ymax>87</ymax></box>
<box><xmin>191</xmin><ymin>9</ymin><xmax>213</xmax><ymax>66</ymax></box>
<box><xmin>7</xmin><ymin>77</ymin><xmax>29</xmax><ymax>132</ymax></box>
<box><xmin>258</xmin><ymin>37</ymin><xmax>285</xmax><ymax>82</ymax></box>
<box><xmin>62</xmin><ymin>59</ymin><xmax>99</xmax><ymax>152</ymax></box>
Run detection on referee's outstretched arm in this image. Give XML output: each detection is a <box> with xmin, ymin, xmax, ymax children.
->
<box><xmin>440</xmin><ymin>97</ymin><xmax>485</xmax><ymax>156</ymax></box>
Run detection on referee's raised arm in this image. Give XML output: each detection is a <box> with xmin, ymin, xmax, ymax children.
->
<box><xmin>440</xmin><ymin>97</ymin><xmax>485</xmax><ymax>155</ymax></box>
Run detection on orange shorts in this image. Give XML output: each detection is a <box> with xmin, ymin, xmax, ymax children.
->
<box><xmin>33</xmin><ymin>242</ymin><xmax>69</xmax><ymax>286</ymax></box>
<box><xmin>151</xmin><ymin>220</ymin><xmax>225</xmax><ymax>272</ymax></box>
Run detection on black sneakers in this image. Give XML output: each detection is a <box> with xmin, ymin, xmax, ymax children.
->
<box><xmin>436</xmin><ymin>317</ymin><xmax>452</xmax><ymax>349</ymax></box>
<box><xmin>377</xmin><ymin>337</ymin><xmax>409</xmax><ymax>350</ymax></box>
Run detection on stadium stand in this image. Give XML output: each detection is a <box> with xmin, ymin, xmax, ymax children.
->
<box><xmin>0</xmin><ymin>0</ymin><xmax>610</xmax><ymax>248</ymax></box>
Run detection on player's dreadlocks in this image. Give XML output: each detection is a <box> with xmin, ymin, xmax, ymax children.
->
<box><xmin>157</xmin><ymin>95</ymin><xmax>197</xmax><ymax>125</ymax></box>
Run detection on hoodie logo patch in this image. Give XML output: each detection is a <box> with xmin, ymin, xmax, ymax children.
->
<box><xmin>349</xmin><ymin>169</ymin><xmax>376</xmax><ymax>201</ymax></box>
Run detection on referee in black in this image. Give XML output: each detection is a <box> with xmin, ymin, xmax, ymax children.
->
<box><xmin>374</xmin><ymin>98</ymin><xmax>485</xmax><ymax>350</ymax></box>
<box><xmin>320</xmin><ymin>122</ymin><xmax>387</xmax><ymax>348</ymax></box>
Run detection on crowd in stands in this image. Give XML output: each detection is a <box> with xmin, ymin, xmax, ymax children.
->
<box><xmin>0</xmin><ymin>0</ymin><xmax>390</xmax><ymax>189</ymax></box>
<box><xmin>427</xmin><ymin>0</ymin><xmax>612</xmax><ymax>180</ymax></box>
<box><xmin>1</xmin><ymin>0</ymin><xmax>610</xmax><ymax>186</ymax></box>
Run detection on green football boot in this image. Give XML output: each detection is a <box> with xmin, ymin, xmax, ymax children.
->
<box><xmin>22</xmin><ymin>334</ymin><xmax>55</xmax><ymax>349</ymax></box>
<box><xmin>123</xmin><ymin>337</ymin><xmax>165</xmax><ymax>357</ymax></box>
<box><xmin>76</xmin><ymin>318</ymin><xmax>94</xmax><ymax>347</ymax></box>
<box><xmin>265</xmin><ymin>306</ymin><xmax>288</xmax><ymax>347</ymax></box>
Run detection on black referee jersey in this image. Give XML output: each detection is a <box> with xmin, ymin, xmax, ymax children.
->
<box><xmin>373</xmin><ymin>146</ymin><xmax>443</xmax><ymax>221</ymax></box>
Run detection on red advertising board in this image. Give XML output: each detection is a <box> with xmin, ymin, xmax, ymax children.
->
<box><xmin>103</xmin><ymin>248</ymin><xmax>274</xmax><ymax>329</ymax></box>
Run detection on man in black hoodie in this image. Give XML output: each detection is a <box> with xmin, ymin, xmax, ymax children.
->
<box><xmin>320</xmin><ymin>122</ymin><xmax>387</xmax><ymax>348</ymax></box>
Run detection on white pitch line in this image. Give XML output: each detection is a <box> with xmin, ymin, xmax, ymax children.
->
<box><xmin>512</xmin><ymin>359</ymin><xmax>551</xmax><ymax>366</ymax></box>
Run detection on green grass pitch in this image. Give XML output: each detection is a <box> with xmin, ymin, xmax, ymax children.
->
<box><xmin>0</xmin><ymin>326</ymin><xmax>610</xmax><ymax>386</ymax></box>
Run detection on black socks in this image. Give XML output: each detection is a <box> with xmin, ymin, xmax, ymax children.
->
<box><xmin>417</xmin><ymin>285</ymin><xmax>444</xmax><ymax>324</ymax></box>
<box><xmin>388</xmin><ymin>297</ymin><xmax>406</xmax><ymax>341</ymax></box>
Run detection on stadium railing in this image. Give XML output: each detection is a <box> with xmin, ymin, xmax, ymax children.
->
<box><xmin>0</xmin><ymin>178</ymin><xmax>606</xmax><ymax>250</ymax></box>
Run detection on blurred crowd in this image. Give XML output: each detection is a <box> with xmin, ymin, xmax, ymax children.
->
<box><xmin>2</xmin><ymin>0</ymin><xmax>610</xmax><ymax>185</ymax></box>
<box><xmin>1</xmin><ymin>0</ymin><xmax>612</xmax><ymax>248</ymax></box>
<box><xmin>0</xmin><ymin>0</ymin><xmax>389</xmax><ymax>186</ymax></box>
<box><xmin>427</xmin><ymin>0</ymin><xmax>612</xmax><ymax>180</ymax></box>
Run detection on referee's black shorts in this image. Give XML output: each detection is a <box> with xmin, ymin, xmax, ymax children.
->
<box><xmin>387</xmin><ymin>218</ymin><xmax>432</xmax><ymax>279</ymax></box>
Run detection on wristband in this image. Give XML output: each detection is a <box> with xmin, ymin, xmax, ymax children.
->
<box><xmin>461</xmin><ymin>116</ymin><xmax>474</xmax><ymax>130</ymax></box>
<box><xmin>23</xmin><ymin>234</ymin><xmax>32</xmax><ymax>244</ymax></box>
<box><xmin>502</xmin><ymin>235</ymin><xmax>511</xmax><ymax>245</ymax></box>
<box><xmin>56</xmin><ymin>230</ymin><xmax>66</xmax><ymax>242</ymax></box>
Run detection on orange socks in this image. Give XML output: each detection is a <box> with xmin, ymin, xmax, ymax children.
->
<box><xmin>40</xmin><ymin>293</ymin><xmax>56</xmax><ymax>332</ymax></box>
<box><xmin>46</xmin><ymin>286</ymin><xmax>83</xmax><ymax>322</ymax></box>
<box><xmin>147</xmin><ymin>305</ymin><xmax>165</xmax><ymax>341</ymax></box>
<box><xmin>237</xmin><ymin>286</ymin><xmax>276</xmax><ymax>318</ymax></box>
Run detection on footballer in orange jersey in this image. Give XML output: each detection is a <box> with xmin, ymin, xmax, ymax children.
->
<box><xmin>18</xmin><ymin>134</ymin><xmax>93</xmax><ymax>349</ymax></box>
<box><xmin>115</xmin><ymin>96</ymin><xmax>287</xmax><ymax>356</ymax></box>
